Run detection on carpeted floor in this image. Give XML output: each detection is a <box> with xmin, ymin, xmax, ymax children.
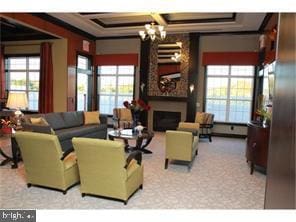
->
<box><xmin>0</xmin><ymin>132</ymin><xmax>266</xmax><ymax>209</ymax></box>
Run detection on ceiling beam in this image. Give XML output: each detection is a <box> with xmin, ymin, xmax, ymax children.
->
<box><xmin>82</xmin><ymin>12</ymin><xmax>149</xmax><ymax>19</ymax></box>
<box><xmin>150</xmin><ymin>13</ymin><xmax>167</xmax><ymax>26</ymax></box>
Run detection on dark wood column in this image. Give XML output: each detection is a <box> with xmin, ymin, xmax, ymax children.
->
<box><xmin>139</xmin><ymin>39</ymin><xmax>150</xmax><ymax>126</ymax></box>
<box><xmin>186</xmin><ymin>33</ymin><xmax>200</xmax><ymax>121</ymax></box>
<box><xmin>264</xmin><ymin>13</ymin><xmax>295</xmax><ymax>209</ymax></box>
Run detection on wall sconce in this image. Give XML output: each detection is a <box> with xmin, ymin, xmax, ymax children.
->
<box><xmin>189</xmin><ymin>84</ymin><xmax>195</xmax><ymax>93</ymax></box>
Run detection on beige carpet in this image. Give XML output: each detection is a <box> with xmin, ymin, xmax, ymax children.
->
<box><xmin>0</xmin><ymin>132</ymin><xmax>266</xmax><ymax>209</ymax></box>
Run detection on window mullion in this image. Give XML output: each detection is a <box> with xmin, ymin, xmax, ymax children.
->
<box><xmin>115</xmin><ymin>66</ymin><xmax>119</xmax><ymax>108</ymax></box>
<box><xmin>26</xmin><ymin>57</ymin><xmax>29</xmax><ymax>105</ymax></box>
<box><xmin>225</xmin><ymin>66</ymin><xmax>231</xmax><ymax>122</ymax></box>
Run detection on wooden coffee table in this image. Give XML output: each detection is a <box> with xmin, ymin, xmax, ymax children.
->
<box><xmin>108</xmin><ymin>129</ymin><xmax>154</xmax><ymax>154</ymax></box>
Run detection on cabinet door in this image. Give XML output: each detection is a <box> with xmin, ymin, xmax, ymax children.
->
<box><xmin>254</xmin><ymin>128</ymin><xmax>269</xmax><ymax>168</ymax></box>
<box><xmin>246</xmin><ymin>126</ymin><xmax>257</xmax><ymax>161</ymax></box>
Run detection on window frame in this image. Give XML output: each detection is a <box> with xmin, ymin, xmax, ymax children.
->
<box><xmin>204</xmin><ymin>65</ymin><xmax>256</xmax><ymax>124</ymax></box>
<box><xmin>97</xmin><ymin>65</ymin><xmax>136</xmax><ymax>115</ymax></box>
<box><xmin>75</xmin><ymin>53</ymin><xmax>93</xmax><ymax>111</ymax></box>
<box><xmin>5</xmin><ymin>54</ymin><xmax>40</xmax><ymax>111</ymax></box>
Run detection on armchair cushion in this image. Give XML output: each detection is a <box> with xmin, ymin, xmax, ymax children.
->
<box><xmin>126</xmin><ymin>159</ymin><xmax>140</xmax><ymax>178</ymax></box>
<box><xmin>125</xmin><ymin>151</ymin><xmax>142</xmax><ymax>168</ymax></box>
<box><xmin>177</xmin><ymin>122</ymin><xmax>199</xmax><ymax>135</ymax></box>
<box><xmin>60</xmin><ymin>147</ymin><xmax>74</xmax><ymax>161</ymax></box>
<box><xmin>195</xmin><ymin>112</ymin><xmax>214</xmax><ymax>125</ymax></box>
<box><xmin>63</xmin><ymin>152</ymin><xmax>77</xmax><ymax>170</ymax></box>
<box><xmin>195</xmin><ymin>112</ymin><xmax>205</xmax><ymax>123</ymax></box>
<box><xmin>119</xmin><ymin>108</ymin><xmax>132</xmax><ymax>121</ymax></box>
<box><xmin>178</xmin><ymin>122</ymin><xmax>200</xmax><ymax>129</ymax></box>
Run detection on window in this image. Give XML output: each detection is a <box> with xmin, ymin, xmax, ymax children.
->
<box><xmin>205</xmin><ymin>65</ymin><xmax>254</xmax><ymax>123</ymax></box>
<box><xmin>97</xmin><ymin>65</ymin><xmax>135</xmax><ymax>115</ymax></box>
<box><xmin>5</xmin><ymin>56</ymin><xmax>40</xmax><ymax>111</ymax></box>
<box><xmin>76</xmin><ymin>55</ymin><xmax>92</xmax><ymax>111</ymax></box>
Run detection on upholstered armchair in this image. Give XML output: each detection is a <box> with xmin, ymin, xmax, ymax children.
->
<box><xmin>15</xmin><ymin>131</ymin><xmax>80</xmax><ymax>194</ymax></box>
<box><xmin>72</xmin><ymin>137</ymin><xmax>143</xmax><ymax>205</ymax></box>
<box><xmin>165</xmin><ymin>130</ymin><xmax>199</xmax><ymax>171</ymax></box>
<box><xmin>113</xmin><ymin>108</ymin><xmax>133</xmax><ymax>129</ymax></box>
<box><xmin>178</xmin><ymin>112</ymin><xmax>214</xmax><ymax>142</ymax></box>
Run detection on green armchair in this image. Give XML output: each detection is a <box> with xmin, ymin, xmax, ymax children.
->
<box><xmin>178</xmin><ymin>112</ymin><xmax>214</xmax><ymax>142</ymax></box>
<box><xmin>165</xmin><ymin>130</ymin><xmax>199</xmax><ymax>171</ymax></box>
<box><xmin>72</xmin><ymin>137</ymin><xmax>143</xmax><ymax>205</ymax></box>
<box><xmin>15</xmin><ymin>131</ymin><xmax>80</xmax><ymax>194</ymax></box>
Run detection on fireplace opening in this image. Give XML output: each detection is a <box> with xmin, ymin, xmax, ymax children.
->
<box><xmin>153</xmin><ymin>111</ymin><xmax>181</xmax><ymax>131</ymax></box>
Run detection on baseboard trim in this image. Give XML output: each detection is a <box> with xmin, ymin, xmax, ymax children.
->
<box><xmin>212</xmin><ymin>133</ymin><xmax>247</xmax><ymax>139</ymax></box>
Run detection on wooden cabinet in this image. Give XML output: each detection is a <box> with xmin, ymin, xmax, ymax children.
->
<box><xmin>246</xmin><ymin>121</ymin><xmax>270</xmax><ymax>174</ymax></box>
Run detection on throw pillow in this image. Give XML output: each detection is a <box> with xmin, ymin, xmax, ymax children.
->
<box><xmin>30</xmin><ymin>117</ymin><xmax>55</xmax><ymax>135</ymax></box>
<box><xmin>195</xmin><ymin>112</ymin><xmax>205</xmax><ymax>124</ymax></box>
<box><xmin>84</xmin><ymin>111</ymin><xmax>100</xmax><ymax>125</ymax></box>
<box><xmin>30</xmin><ymin>117</ymin><xmax>49</xmax><ymax>125</ymax></box>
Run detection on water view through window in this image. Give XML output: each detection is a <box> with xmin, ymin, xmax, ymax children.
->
<box><xmin>5</xmin><ymin>56</ymin><xmax>40</xmax><ymax>110</ymax></box>
<box><xmin>97</xmin><ymin>65</ymin><xmax>134</xmax><ymax>115</ymax></box>
<box><xmin>205</xmin><ymin>65</ymin><xmax>254</xmax><ymax>123</ymax></box>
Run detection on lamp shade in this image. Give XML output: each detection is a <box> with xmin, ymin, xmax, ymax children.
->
<box><xmin>6</xmin><ymin>92</ymin><xmax>28</xmax><ymax>109</ymax></box>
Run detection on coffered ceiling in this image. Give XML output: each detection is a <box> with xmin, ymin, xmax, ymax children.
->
<box><xmin>45</xmin><ymin>12</ymin><xmax>267</xmax><ymax>38</ymax></box>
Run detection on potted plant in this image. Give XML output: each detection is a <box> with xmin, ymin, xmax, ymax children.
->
<box><xmin>123</xmin><ymin>99</ymin><xmax>151</xmax><ymax>128</ymax></box>
<box><xmin>0</xmin><ymin>119</ymin><xmax>15</xmax><ymax>134</ymax></box>
<box><xmin>256</xmin><ymin>107</ymin><xmax>272</xmax><ymax>125</ymax></box>
<box><xmin>255</xmin><ymin>94</ymin><xmax>272</xmax><ymax>125</ymax></box>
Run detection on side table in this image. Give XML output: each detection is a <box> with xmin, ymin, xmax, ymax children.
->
<box><xmin>0</xmin><ymin>127</ymin><xmax>22</xmax><ymax>169</ymax></box>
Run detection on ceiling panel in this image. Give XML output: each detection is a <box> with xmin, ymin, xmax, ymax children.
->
<box><xmin>162</xmin><ymin>13</ymin><xmax>234</xmax><ymax>21</ymax></box>
<box><xmin>46</xmin><ymin>13</ymin><xmax>267</xmax><ymax>38</ymax></box>
<box><xmin>98</xmin><ymin>15</ymin><xmax>154</xmax><ymax>25</ymax></box>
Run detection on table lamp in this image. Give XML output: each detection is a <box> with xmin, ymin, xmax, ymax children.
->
<box><xmin>6</xmin><ymin>92</ymin><xmax>28</xmax><ymax>126</ymax></box>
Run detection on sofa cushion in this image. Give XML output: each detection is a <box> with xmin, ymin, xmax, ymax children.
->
<box><xmin>76</xmin><ymin>111</ymin><xmax>84</xmax><ymax>126</ymax></box>
<box><xmin>55</xmin><ymin>125</ymin><xmax>106</xmax><ymax>141</ymax></box>
<box><xmin>45</xmin><ymin>113</ymin><xmax>66</xmax><ymax>130</ymax></box>
<box><xmin>62</xmin><ymin>112</ymin><xmax>82</xmax><ymax>128</ymax></box>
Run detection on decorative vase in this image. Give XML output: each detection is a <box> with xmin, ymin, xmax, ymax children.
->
<box><xmin>1</xmin><ymin>127</ymin><xmax>12</xmax><ymax>134</ymax></box>
<box><xmin>132</xmin><ymin>110</ymin><xmax>141</xmax><ymax>131</ymax></box>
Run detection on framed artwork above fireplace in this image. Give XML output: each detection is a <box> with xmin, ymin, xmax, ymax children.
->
<box><xmin>148</xmin><ymin>34</ymin><xmax>189</xmax><ymax>98</ymax></box>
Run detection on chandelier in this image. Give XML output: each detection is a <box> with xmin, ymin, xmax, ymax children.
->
<box><xmin>139</xmin><ymin>22</ymin><xmax>166</xmax><ymax>41</ymax></box>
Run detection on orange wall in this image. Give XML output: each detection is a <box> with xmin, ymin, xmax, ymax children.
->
<box><xmin>0</xmin><ymin>13</ymin><xmax>96</xmax><ymax>111</ymax></box>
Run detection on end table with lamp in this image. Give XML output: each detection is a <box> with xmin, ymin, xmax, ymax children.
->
<box><xmin>6</xmin><ymin>92</ymin><xmax>28</xmax><ymax>127</ymax></box>
<box><xmin>0</xmin><ymin>126</ymin><xmax>23</xmax><ymax>168</ymax></box>
<box><xmin>0</xmin><ymin>91</ymin><xmax>28</xmax><ymax>168</ymax></box>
